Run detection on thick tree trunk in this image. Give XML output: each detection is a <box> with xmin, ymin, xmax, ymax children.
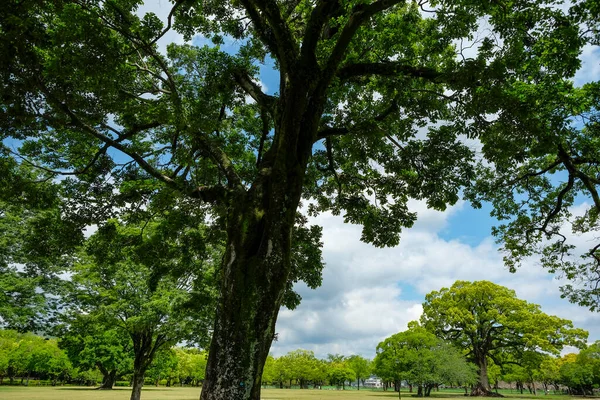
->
<box><xmin>471</xmin><ymin>355</ymin><xmax>503</xmax><ymax>397</ymax></box>
<box><xmin>97</xmin><ymin>369</ymin><xmax>117</xmax><ymax>390</ymax></box>
<box><xmin>198</xmin><ymin>68</ymin><xmax>326</xmax><ymax>400</ymax></box>
<box><xmin>199</xmin><ymin>194</ymin><xmax>298</xmax><ymax>400</ymax></box>
<box><xmin>130</xmin><ymin>368</ymin><xmax>145</xmax><ymax>400</ymax></box>
<box><xmin>200</xmin><ymin>129</ymin><xmax>314</xmax><ymax>399</ymax></box>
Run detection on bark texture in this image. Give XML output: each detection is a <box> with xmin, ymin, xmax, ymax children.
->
<box><xmin>471</xmin><ymin>355</ymin><xmax>503</xmax><ymax>397</ymax></box>
<box><xmin>130</xmin><ymin>369</ymin><xmax>145</xmax><ymax>400</ymax></box>
<box><xmin>200</xmin><ymin>78</ymin><xmax>321</xmax><ymax>400</ymax></box>
<box><xmin>97</xmin><ymin>368</ymin><xmax>117</xmax><ymax>390</ymax></box>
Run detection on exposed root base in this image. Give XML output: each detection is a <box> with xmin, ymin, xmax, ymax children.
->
<box><xmin>470</xmin><ymin>388</ymin><xmax>504</xmax><ymax>397</ymax></box>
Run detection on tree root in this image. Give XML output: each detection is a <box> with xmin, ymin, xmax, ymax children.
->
<box><xmin>470</xmin><ymin>387</ymin><xmax>504</xmax><ymax>397</ymax></box>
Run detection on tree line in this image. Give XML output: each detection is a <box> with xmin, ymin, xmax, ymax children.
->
<box><xmin>0</xmin><ymin>328</ymin><xmax>209</xmax><ymax>388</ymax></box>
<box><xmin>3</xmin><ymin>278</ymin><xmax>598</xmax><ymax>399</ymax></box>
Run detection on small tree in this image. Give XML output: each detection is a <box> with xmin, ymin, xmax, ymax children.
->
<box><xmin>346</xmin><ymin>355</ymin><xmax>371</xmax><ymax>390</ymax></box>
<box><xmin>375</xmin><ymin>323</ymin><xmax>474</xmax><ymax>397</ymax></box>
<box><xmin>58</xmin><ymin>317</ymin><xmax>133</xmax><ymax>389</ymax></box>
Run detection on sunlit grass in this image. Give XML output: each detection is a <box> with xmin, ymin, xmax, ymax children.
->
<box><xmin>0</xmin><ymin>386</ymin><xmax>581</xmax><ymax>400</ymax></box>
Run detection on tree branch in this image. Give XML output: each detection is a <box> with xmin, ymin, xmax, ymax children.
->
<box><xmin>257</xmin><ymin>108</ymin><xmax>270</xmax><ymax>167</ymax></box>
<box><xmin>320</xmin><ymin>0</ymin><xmax>405</xmax><ymax>86</ymax></box>
<box><xmin>238</xmin><ymin>0</ymin><xmax>298</xmax><ymax>72</ymax></box>
<box><xmin>300</xmin><ymin>0</ymin><xmax>341</xmax><ymax>66</ymax></box>
<box><xmin>147</xmin><ymin>0</ymin><xmax>185</xmax><ymax>46</ymax></box>
<box><xmin>38</xmin><ymin>80</ymin><xmax>237</xmax><ymax>203</ymax></box>
<box><xmin>337</xmin><ymin>61</ymin><xmax>445</xmax><ymax>82</ymax></box>
<box><xmin>232</xmin><ymin>69</ymin><xmax>276</xmax><ymax>111</ymax></box>
<box><xmin>316</xmin><ymin>96</ymin><xmax>399</xmax><ymax>140</ymax></box>
<box><xmin>506</xmin><ymin>159</ymin><xmax>561</xmax><ymax>187</ymax></box>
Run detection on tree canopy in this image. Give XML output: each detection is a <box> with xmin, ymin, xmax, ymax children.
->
<box><xmin>2</xmin><ymin>0</ymin><xmax>599</xmax><ymax>398</ymax></box>
<box><xmin>374</xmin><ymin>322</ymin><xmax>476</xmax><ymax>397</ymax></box>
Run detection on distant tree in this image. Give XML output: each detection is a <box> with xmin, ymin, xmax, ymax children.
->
<box><xmin>8</xmin><ymin>332</ymin><xmax>46</xmax><ymax>385</ymax></box>
<box><xmin>375</xmin><ymin>323</ymin><xmax>475</xmax><ymax>397</ymax></box>
<box><xmin>147</xmin><ymin>348</ymin><xmax>178</xmax><ymax>387</ymax></box>
<box><xmin>261</xmin><ymin>355</ymin><xmax>277</xmax><ymax>387</ymax></box>
<box><xmin>282</xmin><ymin>349</ymin><xmax>320</xmax><ymax>389</ymax></box>
<box><xmin>0</xmin><ymin>330</ymin><xmax>18</xmax><ymax>384</ymax></box>
<box><xmin>58</xmin><ymin>316</ymin><xmax>133</xmax><ymax>389</ymax></box>
<box><xmin>326</xmin><ymin>357</ymin><xmax>354</xmax><ymax>390</ymax></box>
<box><xmin>421</xmin><ymin>280</ymin><xmax>587</xmax><ymax>396</ymax></box>
<box><xmin>35</xmin><ymin>339</ymin><xmax>73</xmax><ymax>386</ymax></box>
<box><xmin>346</xmin><ymin>355</ymin><xmax>371</xmax><ymax>390</ymax></box>
<box><xmin>539</xmin><ymin>357</ymin><xmax>562</xmax><ymax>393</ymax></box>
<box><xmin>559</xmin><ymin>353</ymin><xmax>594</xmax><ymax>395</ymax></box>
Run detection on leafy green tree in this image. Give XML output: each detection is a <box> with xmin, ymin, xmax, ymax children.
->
<box><xmin>147</xmin><ymin>348</ymin><xmax>179</xmax><ymax>387</ymax></box>
<box><xmin>35</xmin><ymin>339</ymin><xmax>73</xmax><ymax>386</ymax></box>
<box><xmin>69</xmin><ymin>219</ymin><xmax>215</xmax><ymax>400</ymax></box>
<box><xmin>559</xmin><ymin>353</ymin><xmax>594</xmax><ymax>395</ymax></box>
<box><xmin>346</xmin><ymin>355</ymin><xmax>371</xmax><ymax>390</ymax></box>
<box><xmin>281</xmin><ymin>349</ymin><xmax>320</xmax><ymax>389</ymax></box>
<box><xmin>421</xmin><ymin>280</ymin><xmax>587</xmax><ymax>396</ymax></box>
<box><xmin>326</xmin><ymin>358</ymin><xmax>354</xmax><ymax>390</ymax></box>
<box><xmin>539</xmin><ymin>356</ymin><xmax>561</xmax><ymax>393</ymax></box>
<box><xmin>0</xmin><ymin>329</ymin><xmax>18</xmax><ymax>384</ymax></box>
<box><xmin>2</xmin><ymin>0</ymin><xmax>596</xmax><ymax>398</ymax></box>
<box><xmin>375</xmin><ymin>323</ymin><xmax>475</xmax><ymax>397</ymax></box>
<box><xmin>58</xmin><ymin>316</ymin><xmax>133</xmax><ymax>389</ymax></box>
<box><xmin>261</xmin><ymin>355</ymin><xmax>277</xmax><ymax>387</ymax></box>
<box><xmin>578</xmin><ymin>341</ymin><xmax>600</xmax><ymax>383</ymax></box>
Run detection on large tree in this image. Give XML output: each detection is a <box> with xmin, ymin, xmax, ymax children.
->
<box><xmin>69</xmin><ymin>218</ymin><xmax>216</xmax><ymax>400</ymax></box>
<box><xmin>421</xmin><ymin>280</ymin><xmax>587</xmax><ymax>396</ymax></box>
<box><xmin>1</xmin><ymin>0</ymin><xmax>596</xmax><ymax>399</ymax></box>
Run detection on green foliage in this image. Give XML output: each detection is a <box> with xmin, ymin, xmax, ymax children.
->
<box><xmin>422</xmin><ymin>281</ymin><xmax>587</xmax><ymax>357</ymax></box>
<box><xmin>171</xmin><ymin>347</ymin><xmax>208</xmax><ymax>386</ymax></box>
<box><xmin>0</xmin><ymin>329</ymin><xmax>72</xmax><ymax>384</ymax></box>
<box><xmin>346</xmin><ymin>355</ymin><xmax>371</xmax><ymax>389</ymax></box>
<box><xmin>57</xmin><ymin>317</ymin><xmax>133</xmax><ymax>385</ymax></box>
<box><xmin>374</xmin><ymin>323</ymin><xmax>475</xmax><ymax>395</ymax></box>
<box><xmin>0</xmin><ymin>158</ymin><xmax>82</xmax><ymax>332</ymax></box>
<box><xmin>421</xmin><ymin>280</ymin><xmax>587</xmax><ymax>391</ymax></box>
<box><xmin>70</xmin><ymin>217</ymin><xmax>217</xmax><ymax>349</ymax></box>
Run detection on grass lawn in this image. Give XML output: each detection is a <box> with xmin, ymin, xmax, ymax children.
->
<box><xmin>0</xmin><ymin>386</ymin><xmax>581</xmax><ymax>400</ymax></box>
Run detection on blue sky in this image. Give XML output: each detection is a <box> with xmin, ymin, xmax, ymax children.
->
<box><xmin>137</xmin><ymin>0</ymin><xmax>600</xmax><ymax>360</ymax></box>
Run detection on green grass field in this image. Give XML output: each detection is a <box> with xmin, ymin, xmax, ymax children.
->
<box><xmin>0</xmin><ymin>387</ymin><xmax>580</xmax><ymax>400</ymax></box>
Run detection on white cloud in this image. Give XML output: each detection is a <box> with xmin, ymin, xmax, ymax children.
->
<box><xmin>271</xmin><ymin>200</ymin><xmax>600</xmax><ymax>360</ymax></box>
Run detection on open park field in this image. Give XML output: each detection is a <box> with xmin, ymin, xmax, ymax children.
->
<box><xmin>0</xmin><ymin>387</ymin><xmax>583</xmax><ymax>400</ymax></box>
